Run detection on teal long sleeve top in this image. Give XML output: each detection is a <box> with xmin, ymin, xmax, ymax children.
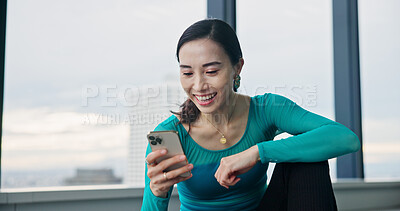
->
<box><xmin>141</xmin><ymin>93</ymin><xmax>360</xmax><ymax>211</ymax></box>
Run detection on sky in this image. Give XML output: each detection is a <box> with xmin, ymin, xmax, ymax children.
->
<box><xmin>1</xmin><ymin>0</ymin><xmax>399</xmax><ymax>188</ymax></box>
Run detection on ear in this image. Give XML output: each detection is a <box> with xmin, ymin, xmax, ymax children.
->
<box><xmin>234</xmin><ymin>58</ymin><xmax>244</xmax><ymax>76</ymax></box>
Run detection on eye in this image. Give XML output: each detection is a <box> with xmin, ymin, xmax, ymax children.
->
<box><xmin>183</xmin><ymin>72</ymin><xmax>193</xmax><ymax>76</ymax></box>
<box><xmin>206</xmin><ymin>70</ymin><xmax>218</xmax><ymax>74</ymax></box>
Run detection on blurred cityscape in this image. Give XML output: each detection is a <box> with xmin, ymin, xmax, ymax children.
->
<box><xmin>1</xmin><ymin>81</ymin><xmax>186</xmax><ymax>189</ymax></box>
<box><xmin>64</xmin><ymin>168</ymin><xmax>122</xmax><ymax>186</ymax></box>
<box><xmin>2</xmin><ymin>168</ymin><xmax>123</xmax><ymax>188</ymax></box>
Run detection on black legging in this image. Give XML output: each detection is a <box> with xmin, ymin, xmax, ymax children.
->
<box><xmin>257</xmin><ymin>161</ymin><xmax>337</xmax><ymax>211</ymax></box>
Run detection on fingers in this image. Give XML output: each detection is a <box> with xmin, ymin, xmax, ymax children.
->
<box><xmin>146</xmin><ymin>149</ymin><xmax>167</xmax><ymax>167</ymax></box>
<box><xmin>214</xmin><ymin>157</ymin><xmax>244</xmax><ymax>189</ymax></box>
<box><xmin>165</xmin><ymin>170</ymin><xmax>193</xmax><ymax>184</ymax></box>
<box><xmin>215</xmin><ymin>148</ymin><xmax>259</xmax><ymax>189</ymax></box>
<box><xmin>220</xmin><ymin>176</ymin><xmax>241</xmax><ymax>188</ymax></box>
<box><xmin>215</xmin><ymin>158</ymin><xmax>233</xmax><ymax>188</ymax></box>
<box><xmin>165</xmin><ymin>163</ymin><xmax>193</xmax><ymax>179</ymax></box>
<box><xmin>147</xmin><ymin>153</ymin><xmax>192</xmax><ymax>182</ymax></box>
<box><xmin>150</xmin><ymin>172</ymin><xmax>193</xmax><ymax>196</ymax></box>
<box><xmin>156</xmin><ymin>154</ymin><xmax>187</xmax><ymax>173</ymax></box>
<box><xmin>216</xmin><ymin>174</ymin><xmax>239</xmax><ymax>189</ymax></box>
<box><xmin>152</xmin><ymin>165</ymin><xmax>193</xmax><ymax>186</ymax></box>
<box><xmin>146</xmin><ymin>148</ymin><xmax>193</xmax><ymax>198</ymax></box>
<box><xmin>215</xmin><ymin>171</ymin><xmax>238</xmax><ymax>189</ymax></box>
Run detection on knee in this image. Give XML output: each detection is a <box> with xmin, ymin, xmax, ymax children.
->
<box><xmin>276</xmin><ymin>160</ymin><xmax>330</xmax><ymax>176</ymax></box>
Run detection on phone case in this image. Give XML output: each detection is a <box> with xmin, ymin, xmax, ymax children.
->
<box><xmin>147</xmin><ymin>130</ymin><xmax>191</xmax><ymax>177</ymax></box>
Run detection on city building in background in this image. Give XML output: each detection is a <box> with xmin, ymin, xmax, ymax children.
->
<box><xmin>64</xmin><ymin>168</ymin><xmax>122</xmax><ymax>186</ymax></box>
<box><xmin>126</xmin><ymin>80</ymin><xmax>186</xmax><ymax>187</ymax></box>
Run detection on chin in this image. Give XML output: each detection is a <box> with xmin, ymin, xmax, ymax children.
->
<box><xmin>194</xmin><ymin>96</ymin><xmax>224</xmax><ymax>114</ymax></box>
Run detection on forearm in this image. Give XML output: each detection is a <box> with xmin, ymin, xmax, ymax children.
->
<box><xmin>141</xmin><ymin>184</ymin><xmax>172</xmax><ymax>211</ymax></box>
<box><xmin>141</xmin><ymin>143</ymin><xmax>173</xmax><ymax>211</ymax></box>
<box><xmin>257</xmin><ymin>122</ymin><xmax>360</xmax><ymax>163</ymax></box>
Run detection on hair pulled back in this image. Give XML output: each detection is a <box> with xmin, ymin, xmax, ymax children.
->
<box><xmin>173</xmin><ymin>19</ymin><xmax>243</xmax><ymax>129</ymax></box>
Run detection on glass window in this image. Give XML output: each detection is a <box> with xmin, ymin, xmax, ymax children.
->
<box><xmin>237</xmin><ymin>0</ymin><xmax>336</xmax><ymax>181</ymax></box>
<box><xmin>2</xmin><ymin>0</ymin><xmax>206</xmax><ymax>189</ymax></box>
<box><xmin>359</xmin><ymin>0</ymin><xmax>400</xmax><ymax>180</ymax></box>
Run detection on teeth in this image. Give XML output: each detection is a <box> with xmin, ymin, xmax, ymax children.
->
<box><xmin>196</xmin><ymin>93</ymin><xmax>216</xmax><ymax>101</ymax></box>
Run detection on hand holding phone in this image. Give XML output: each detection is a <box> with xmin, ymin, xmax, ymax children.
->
<box><xmin>145</xmin><ymin>130</ymin><xmax>193</xmax><ymax>197</ymax></box>
<box><xmin>147</xmin><ymin>130</ymin><xmax>191</xmax><ymax>177</ymax></box>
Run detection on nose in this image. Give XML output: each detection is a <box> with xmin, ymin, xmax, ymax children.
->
<box><xmin>193</xmin><ymin>74</ymin><xmax>208</xmax><ymax>92</ymax></box>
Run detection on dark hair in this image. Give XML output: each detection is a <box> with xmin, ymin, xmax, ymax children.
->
<box><xmin>172</xmin><ymin>19</ymin><xmax>243</xmax><ymax>130</ymax></box>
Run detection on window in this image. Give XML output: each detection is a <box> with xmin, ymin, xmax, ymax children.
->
<box><xmin>237</xmin><ymin>0</ymin><xmax>336</xmax><ymax>180</ymax></box>
<box><xmin>1</xmin><ymin>0</ymin><xmax>206</xmax><ymax>189</ymax></box>
<box><xmin>359</xmin><ymin>0</ymin><xmax>400</xmax><ymax>180</ymax></box>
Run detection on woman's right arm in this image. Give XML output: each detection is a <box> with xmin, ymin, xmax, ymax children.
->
<box><xmin>141</xmin><ymin>143</ymin><xmax>193</xmax><ymax>211</ymax></box>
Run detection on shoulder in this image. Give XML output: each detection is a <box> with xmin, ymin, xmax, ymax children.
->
<box><xmin>252</xmin><ymin>93</ymin><xmax>296</xmax><ymax>107</ymax></box>
<box><xmin>255</xmin><ymin>93</ymin><xmax>291</xmax><ymax>103</ymax></box>
<box><xmin>154</xmin><ymin>115</ymin><xmax>180</xmax><ymax>131</ymax></box>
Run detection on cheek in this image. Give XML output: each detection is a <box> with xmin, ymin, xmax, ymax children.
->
<box><xmin>180</xmin><ymin>78</ymin><xmax>191</xmax><ymax>93</ymax></box>
<box><xmin>214</xmin><ymin>74</ymin><xmax>232</xmax><ymax>91</ymax></box>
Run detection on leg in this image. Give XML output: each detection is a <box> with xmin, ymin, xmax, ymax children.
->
<box><xmin>256</xmin><ymin>163</ymin><xmax>288</xmax><ymax>211</ymax></box>
<box><xmin>285</xmin><ymin>161</ymin><xmax>337</xmax><ymax>211</ymax></box>
<box><xmin>257</xmin><ymin>161</ymin><xmax>337</xmax><ymax>211</ymax></box>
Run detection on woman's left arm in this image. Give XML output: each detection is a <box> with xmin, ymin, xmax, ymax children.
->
<box><xmin>256</xmin><ymin>93</ymin><xmax>361</xmax><ymax>163</ymax></box>
<box><xmin>215</xmin><ymin>93</ymin><xmax>361</xmax><ymax>188</ymax></box>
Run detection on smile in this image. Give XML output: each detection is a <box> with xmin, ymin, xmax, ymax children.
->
<box><xmin>193</xmin><ymin>93</ymin><xmax>217</xmax><ymax>105</ymax></box>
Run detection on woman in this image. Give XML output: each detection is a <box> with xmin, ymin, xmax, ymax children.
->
<box><xmin>141</xmin><ymin>19</ymin><xmax>360</xmax><ymax>211</ymax></box>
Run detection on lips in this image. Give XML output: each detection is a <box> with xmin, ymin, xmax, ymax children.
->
<box><xmin>193</xmin><ymin>93</ymin><xmax>217</xmax><ymax>106</ymax></box>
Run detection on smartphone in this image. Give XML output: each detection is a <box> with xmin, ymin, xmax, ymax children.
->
<box><xmin>147</xmin><ymin>130</ymin><xmax>191</xmax><ymax>177</ymax></box>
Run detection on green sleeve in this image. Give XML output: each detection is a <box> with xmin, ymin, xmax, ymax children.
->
<box><xmin>141</xmin><ymin>125</ymin><xmax>174</xmax><ymax>211</ymax></box>
<box><xmin>256</xmin><ymin>93</ymin><xmax>361</xmax><ymax>163</ymax></box>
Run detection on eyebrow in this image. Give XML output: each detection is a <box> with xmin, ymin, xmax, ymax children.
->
<box><xmin>202</xmin><ymin>61</ymin><xmax>222</xmax><ymax>67</ymax></box>
<box><xmin>179</xmin><ymin>61</ymin><xmax>222</xmax><ymax>69</ymax></box>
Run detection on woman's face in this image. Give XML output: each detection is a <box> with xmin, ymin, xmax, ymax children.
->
<box><xmin>178</xmin><ymin>38</ymin><xmax>241</xmax><ymax>114</ymax></box>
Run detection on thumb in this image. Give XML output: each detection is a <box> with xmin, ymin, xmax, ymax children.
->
<box><xmin>228</xmin><ymin>174</ymin><xmax>236</xmax><ymax>182</ymax></box>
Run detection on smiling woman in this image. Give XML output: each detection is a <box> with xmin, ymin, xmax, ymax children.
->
<box><xmin>178</xmin><ymin>39</ymin><xmax>241</xmax><ymax>120</ymax></box>
<box><xmin>141</xmin><ymin>19</ymin><xmax>360</xmax><ymax>211</ymax></box>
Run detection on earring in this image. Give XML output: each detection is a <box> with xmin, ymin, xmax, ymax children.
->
<box><xmin>233</xmin><ymin>75</ymin><xmax>241</xmax><ymax>91</ymax></box>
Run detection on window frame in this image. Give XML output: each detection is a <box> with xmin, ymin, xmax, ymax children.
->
<box><xmin>0</xmin><ymin>0</ymin><xmax>366</xmax><ymax>188</ymax></box>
